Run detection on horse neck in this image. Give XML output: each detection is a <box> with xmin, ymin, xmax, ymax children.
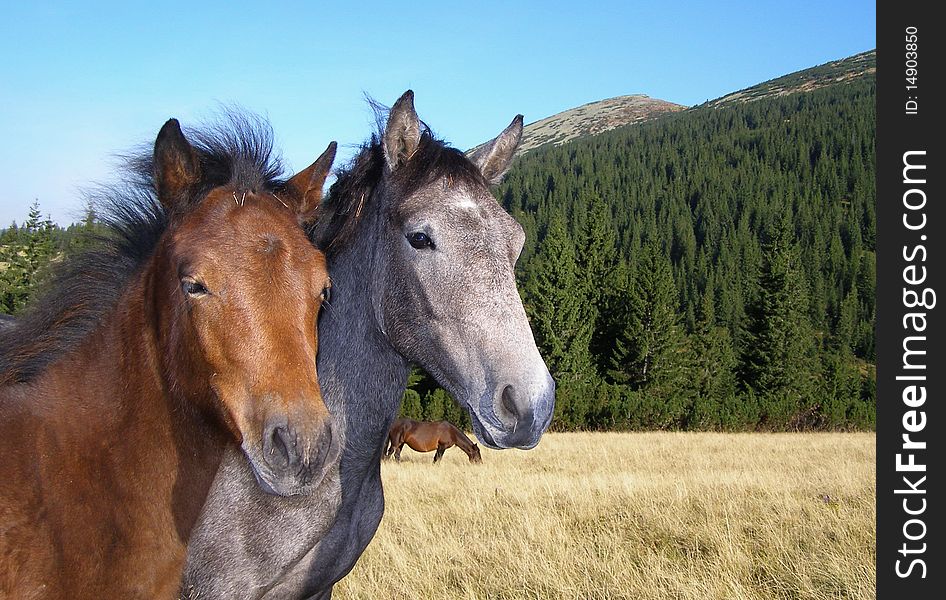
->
<box><xmin>0</xmin><ymin>258</ymin><xmax>228</xmax><ymax>562</ymax></box>
<box><xmin>451</xmin><ymin>428</ymin><xmax>476</xmax><ymax>456</ymax></box>
<box><xmin>318</xmin><ymin>214</ymin><xmax>410</xmax><ymax>461</ymax></box>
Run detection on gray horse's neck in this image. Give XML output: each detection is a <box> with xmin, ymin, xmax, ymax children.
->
<box><xmin>319</xmin><ymin>234</ymin><xmax>409</xmax><ymax>456</ymax></box>
<box><xmin>273</xmin><ymin>230</ymin><xmax>411</xmax><ymax>597</ymax></box>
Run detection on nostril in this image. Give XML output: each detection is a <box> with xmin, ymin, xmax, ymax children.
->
<box><xmin>501</xmin><ymin>384</ymin><xmax>520</xmax><ymax>419</ymax></box>
<box><xmin>269</xmin><ymin>425</ymin><xmax>295</xmax><ymax>467</ymax></box>
<box><xmin>495</xmin><ymin>382</ymin><xmax>537</xmax><ymax>444</ymax></box>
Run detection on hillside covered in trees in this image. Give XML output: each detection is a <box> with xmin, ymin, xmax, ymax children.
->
<box><xmin>405</xmin><ymin>61</ymin><xmax>876</xmax><ymax>432</ymax></box>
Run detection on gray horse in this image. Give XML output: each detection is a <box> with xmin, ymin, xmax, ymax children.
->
<box><xmin>181</xmin><ymin>91</ymin><xmax>555</xmax><ymax>598</ymax></box>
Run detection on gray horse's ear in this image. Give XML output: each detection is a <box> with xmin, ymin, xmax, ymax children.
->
<box><xmin>466</xmin><ymin>115</ymin><xmax>523</xmax><ymax>185</ymax></box>
<box><xmin>285</xmin><ymin>141</ymin><xmax>337</xmax><ymax>224</ymax></box>
<box><xmin>383</xmin><ymin>90</ymin><xmax>421</xmax><ymax>172</ymax></box>
<box><xmin>154</xmin><ymin>118</ymin><xmax>200</xmax><ymax>211</ymax></box>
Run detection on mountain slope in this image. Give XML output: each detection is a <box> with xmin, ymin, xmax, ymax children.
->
<box><xmin>491</xmin><ymin>57</ymin><xmax>876</xmax><ymax>431</ymax></box>
<box><xmin>514</xmin><ymin>95</ymin><xmax>685</xmax><ymax>154</ymax></box>
<box><xmin>703</xmin><ymin>50</ymin><xmax>875</xmax><ymax>108</ymax></box>
<box><xmin>486</xmin><ymin>50</ymin><xmax>875</xmax><ymax>156</ymax></box>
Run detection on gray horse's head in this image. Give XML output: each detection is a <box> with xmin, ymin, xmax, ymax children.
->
<box><xmin>320</xmin><ymin>91</ymin><xmax>554</xmax><ymax>449</ymax></box>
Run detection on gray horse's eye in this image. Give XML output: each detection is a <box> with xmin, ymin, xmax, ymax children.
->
<box><xmin>407</xmin><ymin>232</ymin><xmax>434</xmax><ymax>250</ymax></box>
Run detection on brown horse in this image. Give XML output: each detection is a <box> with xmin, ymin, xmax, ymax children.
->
<box><xmin>0</xmin><ymin>117</ymin><xmax>338</xmax><ymax>598</ymax></box>
<box><xmin>385</xmin><ymin>418</ymin><xmax>482</xmax><ymax>463</ymax></box>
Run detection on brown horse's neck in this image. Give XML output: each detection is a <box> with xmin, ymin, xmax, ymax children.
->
<box><xmin>80</xmin><ymin>263</ymin><xmax>229</xmax><ymax>524</ymax></box>
<box><xmin>450</xmin><ymin>426</ymin><xmax>477</xmax><ymax>458</ymax></box>
<box><xmin>124</xmin><ymin>261</ymin><xmax>230</xmax><ymax>519</ymax></box>
<box><xmin>14</xmin><ymin>261</ymin><xmax>229</xmax><ymax>596</ymax></box>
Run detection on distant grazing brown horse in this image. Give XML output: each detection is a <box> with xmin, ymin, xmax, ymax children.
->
<box><xmin>0</xmin><ymin>117</ymin><xmax>338</xmax><ymax>598</ymax></box>
<box><xmin>385</xmin><ymin>418</ymin><xmax>482</xmax><ymax>463</ymax></box>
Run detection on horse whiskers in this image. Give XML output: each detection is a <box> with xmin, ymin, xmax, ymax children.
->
<box><xmin>354</xmin><ymin>194</ymin><xmax>365</xmax><ymax>219</ymax></box>
<box><xmin>272</xmin><ymin>193</ymin><xmax>289</xmax><ymax>209</ymax></box>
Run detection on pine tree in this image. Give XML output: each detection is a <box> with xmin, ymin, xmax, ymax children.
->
<box><xmin>66</xmin><ymin>203</ymin><xmax>101</xmax><ymax>254</ymax></box>
<box><xmin>689</xmin><ymin>286</ymin><xmax>738</xmax><ymax>428</ymax></box>
<box><xmin>0</xmin><ymin>201</ymin><xmax>57</xmax><ymax>314</ymax></box>
<box><xmin>399</xmin><ymin>390</ymin><xmax>423</xmax><ymax>420</ymax></box>
<box><xmin>493</xmin><ymin>70</ymin><xmax>877</xmax><ymax>430</ymax></box>
<box><xmin>575</xmin><ymin>193</ymin><xmax>619</xmax><ymax>374</ymax></box>
<box><xmin>739</xmin><ymin>212</ymin><xmax>816</xmax><ymax>427</ymax></box>
<box><xmin>523</xmin><ymin>211</ymin><xmax>594</xmax><ymax>383</ymax></box>
<box><xmin>610</xmin><ymin>241</ymin><xmax>686</xmax><ymax>393</ymax></box>
<box><xmin>422</xmin><ymin>389</ymin><xmax>446</xmax><ymax>422</ymax></box>
<box><xmin>442</xmin><ymin>389</ymin><xmax>471</xmax><ymax>430</ymax></box>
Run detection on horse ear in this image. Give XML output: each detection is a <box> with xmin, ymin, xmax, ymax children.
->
<box><xmin>383</xmin><ymin>90</ymin><xmax>421</xmax><ymax>172</ymax></box>
<box><xmin>284</xmin><ymin>141</ymin><xmax>337</xmax><ymax>224</ymax></box>
<box><xmin>466</xmin><ymin>115</ymin><xmax>523</xmax><ymax>185</ymax></box>
<box><xmin>154</xmin><ymin>118</ymin><xmax>200</xmax><ymax>210</ymax></box>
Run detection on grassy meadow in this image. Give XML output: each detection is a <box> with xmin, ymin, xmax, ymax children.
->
<box><xmin>334</xmin><ymin>432</ymin><xmax>875</xmax><ymax>600</ymax></box>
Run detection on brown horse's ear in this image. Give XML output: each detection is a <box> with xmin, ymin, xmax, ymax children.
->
<box><xmin>383</xmin><ymin>90</ymin><xmax>421</xmax><ymax>172</ymax></box>
<box><xmin>154</xmin><ymin>118</ymin><xmax>200</xmax><ymax>211</ymax></box>
<box><xmin>284</xmin><ymin>141</ymin><xmax>337</xmax><ymax>224</ymax></box>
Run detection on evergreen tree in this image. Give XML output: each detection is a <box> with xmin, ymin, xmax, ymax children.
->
<box><xmin>422</xmin><ymin>388</ymin><xmax>446</xmax><ymax>422</ymax></box>
<box><xmin>495</xmin><ymin>70</ymin><xmax>876</xmax><ymax>430</ymax></box>
<box><xmin>610</xmin><ymin>242</ymin><xmax>684</xmax><ymax>386</ymax></box>
<box><xmin>575</xmin><ymin>193</ymin><xmax>619</xmax><ymax>373</ymax></box>
<box><xmin>689</xmin><ymin>286</ymin><xmax>738</xmax><ymax>428</ymax></box>
<box><xmin>65</xmin><ymin>203</ymin><xmax>102</xmax><ymax>254</ymax></box>
<box><xmin>0</xmin><ymin>201</ymin><xmax>58</xmax><ymax>314</ymax></box>
<box><xmin>523</xmin><ymin>211</ymin><xmax>594</xmax><ymax>383</ymax></box>
<box><xmin>739</xmin><ymin>212</ymin><xmax>816</xmax><ymax>427</ymax></box>
<box><xmin>442</xmin><ymin>389</ymin><xmax>471</xmax><ymax>430</ymax></box>
<box><xmin>399</xmin><ymin>390</ymin><xmax>423</xmax><ymax>420</ymax></box>
<box><xmin>398</xmin><ymin>367</ymin><xmax>426</xmax><ymax>419</ymax></box>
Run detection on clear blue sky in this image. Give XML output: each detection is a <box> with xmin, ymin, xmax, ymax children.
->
<box><xmin>0</xmin><ymin>0</ymin><xmax>875</xmax><ymax>226</ymax></box>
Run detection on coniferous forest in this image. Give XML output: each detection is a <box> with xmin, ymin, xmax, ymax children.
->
<box><xmin>2</xmin><ymin>70</ymin><xmax>876</xmax><ymax>432</ymax></box>
<box><xmin>406</xmin><ymin>72</ymin><xmax>876</xmax><ymax>432</ymax></box>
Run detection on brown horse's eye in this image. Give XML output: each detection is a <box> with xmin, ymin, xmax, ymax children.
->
<box><xmin>181</xmin><ymin>277</ymin><xmax>209</xmax><ymax>297</ymax></box>
<box><xmin>407</xmin><ymin>231</ymin><xmax>433</xmax><ymax>250</ymax></box>
<box><xmin>320</xmin><ymin>286</ymin><xmax>332</xmax><ymax>304</ymax></box>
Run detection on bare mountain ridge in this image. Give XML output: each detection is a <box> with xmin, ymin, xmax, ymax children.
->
<box><xmin>481</xmin><ymin>50</ymin><xmax>875</xmax><ymax>155</ymax></box>
<box><xmin>515</xmin><ymin>95</ymin><xmax>686</xmax><ymax>154</ymax></box>
<box><xmin>704</xmin><ymin>50</ymin><xmax>875</xmax><ymax>108</ymax></box>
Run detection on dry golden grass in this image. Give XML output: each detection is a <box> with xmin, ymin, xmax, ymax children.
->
<box><xmin>334</xmin><ymin>432</ymin><xmax>875</xmax><ymax>600</ymax></box>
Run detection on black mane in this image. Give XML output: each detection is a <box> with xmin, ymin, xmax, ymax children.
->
<box><xmin>0</xmin><ymin>112</ymin><xmax>286</xmax><ymax>385</ymax></box>
<box><xmin>313</xmin><ymin>122</ymin><xmax>485</xmax><ymax>256</ymax></box>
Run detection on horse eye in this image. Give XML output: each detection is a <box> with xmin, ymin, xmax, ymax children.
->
<box><xmin>321</xmin><ymin>286</ymin><xmax>332</xmax><ymax>303</ymax></box>
<box><xmin>181</xmin><ymin>277</ymin><xmax>209</xmax><ymax>297</ymax></box>
<box><xmin>407</xmin><ymin>232</ymin><xmax>434</xmax><ymax>250</ymax></box>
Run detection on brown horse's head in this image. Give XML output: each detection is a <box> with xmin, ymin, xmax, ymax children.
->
<box><xmin>151</xmin><ymin>119</ymin><xmax>339</xmax><ymax>496</ymax></box>
<box><xmin>469</xmin><ymin>443</ymin><xmax>482</xmax><ymax>464</ymax></box>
